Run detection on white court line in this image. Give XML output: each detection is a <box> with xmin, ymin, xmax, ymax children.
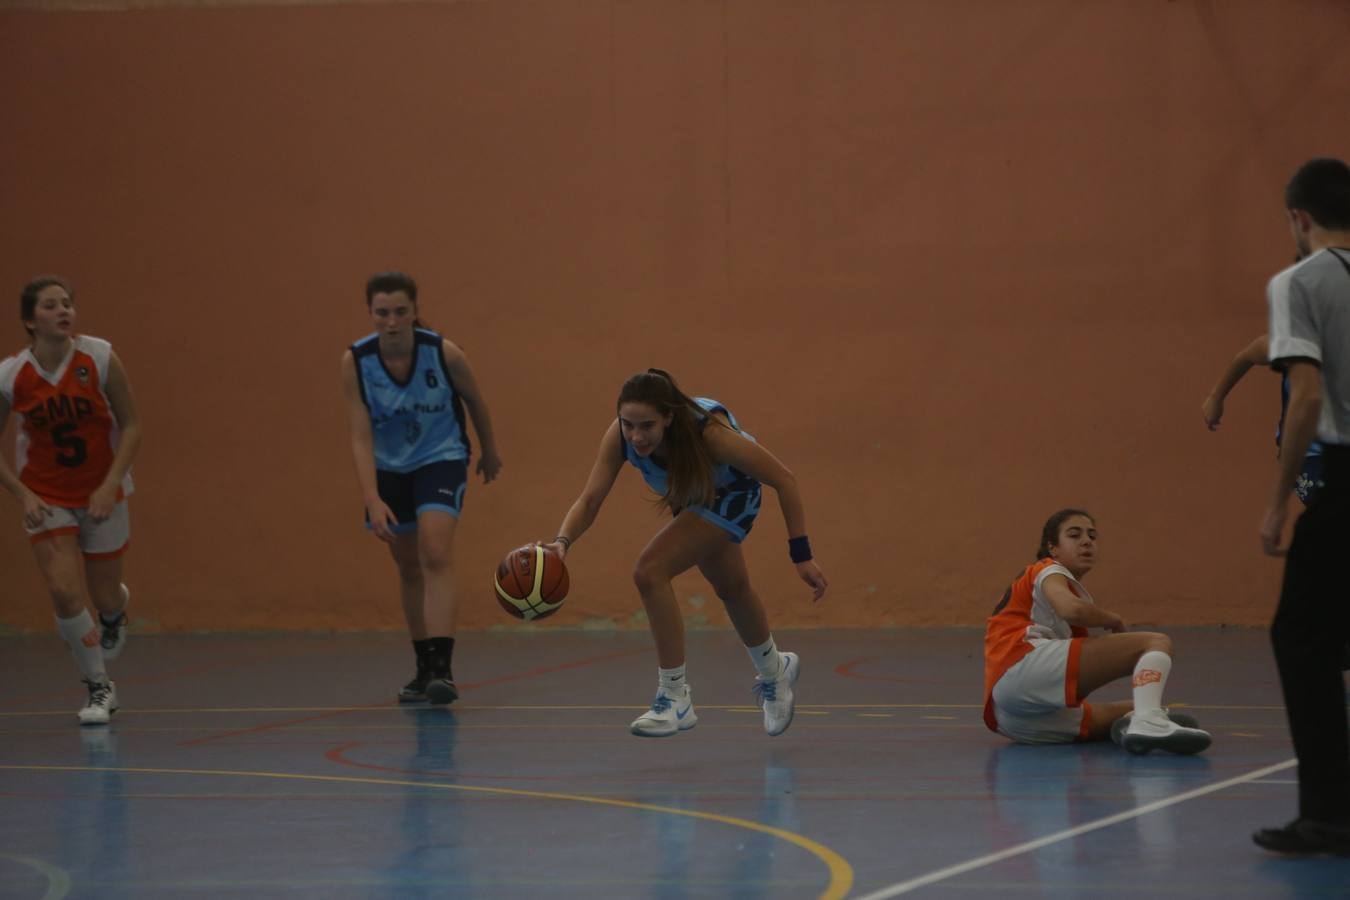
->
<box><xmin>853</xmin><ymin>757</ymin><xmax>1297</xmax><ymax>899</ymax></box>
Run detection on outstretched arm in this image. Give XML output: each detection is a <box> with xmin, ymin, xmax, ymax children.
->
<box><xmin>442</xmin><ymin>339</ymin><xmax>503</xmax><ymax>483</ymax></box>
<box><xmin>705</xmin><ymin>424</ymin><xmax>828</xmax><ymax>601</ymax></box>
<box><xmin>545</xmin><ymin>419</ymin><xmax>625</xmax><ymax>559</ymax></box>
<box><xmin>1202</xmin><ymin>334</ymin><xmax>1269</xmax><ymax>430</ymax></box>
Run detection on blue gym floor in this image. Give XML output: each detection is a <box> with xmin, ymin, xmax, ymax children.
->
<box><xmin>1</xmin><ymin>629</ymin><xmax>1347</xmax><ymax>898</ymax></box>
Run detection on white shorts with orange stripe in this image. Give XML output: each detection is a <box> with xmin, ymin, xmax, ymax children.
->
<box><xmin>25</xmin><ymin>500</ymin><xmax>131</xmax><ymax>559</ymax></box>
<box><xmin>990</xmin><ymin>638</ymin><xmax>1093</xmax><ymax>744</ymax></box>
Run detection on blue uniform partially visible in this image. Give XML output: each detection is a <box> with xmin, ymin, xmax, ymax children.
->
<box><xmin>352</xmin><ymin>329</ymin><xmax>470</xmax><ymax>529</ymax></box>
<box><xmin>622</xmin><ymin>397</ymin><xmax>762</xmax><ymax>542</ymax></box>
<box><xmin>1278</xmin><ymin>373</ymin><xmax>1325</xmax><ymax>505</ymax></box>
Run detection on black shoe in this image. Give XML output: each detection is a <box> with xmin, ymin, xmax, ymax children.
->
<box><xmin>398</xmin><ymin>672</ymin><xmax>430</xmax><ymax>704</ymax></box>
<box><xmin>1253</xmin><ymin>818</ymin><xmax>1350</xmax><ymax>856</ymax></box>
<box><xmin>1110</xmin><ymin>710</ymin><xmax>1201</xmax><ymax>745</ymax></box>
<box><xmin>99</xmin><ymin>584</ymin><xmax>131</xmax><ymax>661</ymax></box>
<box><xmin>425</xmin><ymin>677</ymin><xmax>459</xmax><ymax>705</ymax></box>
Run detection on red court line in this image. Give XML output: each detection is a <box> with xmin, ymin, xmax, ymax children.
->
<box><xmin>178</xmin><ymin>647</ymin><xmax>648</xmax><ymax>747</ymax></box>
<box><xmin>326</xmin><ymin>739</ymin><xmax>617</xmax><ymax>784</ymax></box>
<box><xmin>834</xmin><ymin>657</ymin><xmax>953</xmax><ymax>685</ymax></box>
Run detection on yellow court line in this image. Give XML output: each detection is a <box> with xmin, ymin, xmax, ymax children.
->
<box><xmin>0</xmin><ymin>764</ymin><xmax>853</xmax><ymax>900</ymax></box>
<box><xmin>0</xmin><ymin>853</ymin><xmax>71</xmax><ymax>900</ymax></box>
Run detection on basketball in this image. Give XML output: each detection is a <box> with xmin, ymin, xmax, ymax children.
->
<box><xmin>494</xmin><ymin>543</ymin><xmax>569</xmax><ymax>620</ymax></box>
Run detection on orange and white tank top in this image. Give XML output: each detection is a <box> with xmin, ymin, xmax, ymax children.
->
<box><xmin>982</xmin><ymin>557</ymin><xmax>1092</xmax><ymax>730</ymax></box>
<box><xmin>0</xmin><ymin>335</ymin><xmax>133</xmax><ymax>507</ymax></box>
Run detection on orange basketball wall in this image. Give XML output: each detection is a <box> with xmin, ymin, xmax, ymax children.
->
<box><xmin>2</xmin><ymin>0</ymin><xmax>1349</xmax><ymax>633</ymax></box>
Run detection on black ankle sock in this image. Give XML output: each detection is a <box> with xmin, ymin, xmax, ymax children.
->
<box><xmin>425</xmin><ymin>636</ymin><xmax>455</xmax><ymax>680</ymax></box>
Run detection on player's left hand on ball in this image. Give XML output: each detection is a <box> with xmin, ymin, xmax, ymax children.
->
<box><xmin>796</xmin><ymin>560</ymin><xmax>827</xmax><ymax>601</ymax></box>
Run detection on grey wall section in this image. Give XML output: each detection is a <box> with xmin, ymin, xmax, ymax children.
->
<box><xmin>2</xmin><ymin>1</ymin><xmax>1348</xmax><ymax>631</ymax></box>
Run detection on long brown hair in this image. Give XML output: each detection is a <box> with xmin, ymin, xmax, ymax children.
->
<box><xmin>617</xmin><ymin>368</ymin><xmax>725</xmax><ymax>511</ymax></box>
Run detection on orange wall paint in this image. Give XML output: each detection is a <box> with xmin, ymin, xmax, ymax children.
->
<box><xmin>2</xmin><ymin>1</ymin><xmax>1349</xmax><ymax>633</ymax></box>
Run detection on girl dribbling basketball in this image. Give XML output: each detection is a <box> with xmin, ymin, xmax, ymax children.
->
<box><xmin>545</xmin><ymin>369</ymin><xmax>827</xmax><ymax>738</ymax></box>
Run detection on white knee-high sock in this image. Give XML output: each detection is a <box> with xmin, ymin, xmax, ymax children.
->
<box><xmin>56</xmin><ymin>610</ymin><xmax>106</xmax><ymax>682</ymax></box>
<box><xmin>747</xmin><ymin>636</ymin><xmax>782</xmax><ymax>679</ymax></box>
<box><xmin>1131</xmin><ymin>650</ymin><xmax>1172</xmax><ymax>717</ymax></box>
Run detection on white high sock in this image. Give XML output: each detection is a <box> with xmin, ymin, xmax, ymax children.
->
<box><xmin>658</xmin><ymin>664</ymin><xmax>687</xmax><ymax>693</ymax></box>
<box><xmin>747</xmin><ymin>636</ymin><xmax>783</xmax><ymax>679</ymax></box>
<box><xmin>56</xmin><ymin>610</ymin><xmax>106</xmax><ymax>682</ymax></box>
<box><xmin>1131</xmin><ymin>650</ymin><xmax>1172</xmax><ymax>718</ymax></box>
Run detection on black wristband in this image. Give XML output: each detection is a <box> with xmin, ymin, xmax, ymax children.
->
<box><xmin>788</xmin><ymin>535</ymin><xmax>812</xmax><ymax>563</ymax></box>
<box><xmin>554</xmin><ymin>535</ymin><xmax>573</xmax><ymax>550</ymax></box>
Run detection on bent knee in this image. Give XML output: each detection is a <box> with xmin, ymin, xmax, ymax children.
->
<box><xmin>632</xmin><ymin>560</ymin><xmax>672</xmax><ymax>595</ymax></box>
<box><xmin>48</xmin><ymin>585</ymin><xmax>85</xmax><ymax>618</ymax></box>
<box><xmin>1135</xmin><ymin>631</ymin><xmax>1172</xmax><ymax>657</ymax></box>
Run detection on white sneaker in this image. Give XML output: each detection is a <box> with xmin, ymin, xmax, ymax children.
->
<box><xmin>1122</xmin><ymin>709</ymin><xmax>1211</xmax><ymax>755</ymax></box>
<box><xmin>99</xmin><ymin>584</ymin><xmax>130</xmax><ymax>661</ymax></box>
<box><xmin>1110</xmin><ymin>709</ymin><xmax>1200</xmax><ymax>745</ymax></box>
<box><xmin>754</xmin><ymin>651</ymin><xmax>799</xmax><ymax>737</ymax></box>
<box><xmin>630</xmin><ymin>684</ymin><xmax>697</xmax><ymax>737</ymax></box>
<box><xmin>78</xmin><ymin>679</ymin><xmax>118</xmax><ymax>726</ymax></box>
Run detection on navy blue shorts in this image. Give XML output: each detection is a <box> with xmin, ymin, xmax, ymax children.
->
<box><xmin>679</xmin><ymin>483</ymin><xmax>763</xmax><ymax>543</ymax></box>
<box><xmin>370</xmin><ymin>460</ymin><xmax>468</xmax><ymax>533</ymax></box>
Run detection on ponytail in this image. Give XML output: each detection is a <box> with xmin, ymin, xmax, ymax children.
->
<box><xmin>617</xmin><ymin>368</ymin><xmax>724</xmax><ymax>510</ymax></box>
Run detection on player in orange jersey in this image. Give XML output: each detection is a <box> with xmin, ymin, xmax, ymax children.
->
<box><xmin>0</xmin><ymin>277</ymin><xmax>141</xmax><ymax>725</ymax></box>
<box><xmin>983</xmin><ymin>509</ymin><xmax>1212</xmax><ymax>754</ymax></box>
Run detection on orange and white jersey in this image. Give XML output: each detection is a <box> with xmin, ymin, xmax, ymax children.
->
<box><xmin>982</xmin><ymin>557</ymin><xmax>1092</xmax><ymax>730</ymax></box>
<box><xmin>0</xmin><ymin>335</ymin><xmax>133</xmax><ymax>507</ymax></box>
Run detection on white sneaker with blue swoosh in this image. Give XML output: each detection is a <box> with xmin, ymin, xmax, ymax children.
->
<box><xmin>754</xmin><ymin>651</ymin><xmax>799</xmax><ymax>736</ymax></box>
<box><xmin>630</xmin><ymin>684</ymin><xmax>698</xmax><ymax>737</ymax></box>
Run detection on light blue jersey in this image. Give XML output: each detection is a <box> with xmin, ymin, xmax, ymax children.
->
<box><xmin>621</xmin><ymin>397</ymin><xmax>762</xmax><ymax>541</ymax></box>
<box><xmin>352</xmin><ymin>329</ymin><xmax>469</xmax><ymax>473</ymax></box>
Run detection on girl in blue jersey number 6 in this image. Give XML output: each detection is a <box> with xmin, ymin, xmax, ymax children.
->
<box><xmin>544</xmin><ymin>369</ymin><xmax>827</xmax><ymax>738</ymax></box>
<box><xmin>342</xmin><ymin>271</ymin><xmax>503</xmax><ymax>705</ymax></box>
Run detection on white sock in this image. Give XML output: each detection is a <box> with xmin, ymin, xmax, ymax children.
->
<box><xmin>658</xmin><ymin>664</ymin><xmax>687</xmax><ymax>693</ymax></box>
<box><xmin>1131</xmin><ymin>650</ymin><xmax>1172</xmax><ymax>718</ymax></box>
<box><xmin>56</xmin><ymin>610</ymin><xmax>107</xmax><ymax>682</ymax></box>
<box><xmin>747</xmin><ymin>636</ymin><xmax>782</xmax><ymax>679</ymax></box>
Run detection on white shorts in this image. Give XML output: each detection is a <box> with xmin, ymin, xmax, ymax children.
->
<box><xmin>26</xmin><ymin>500</ymin><xmax>131</xmax><ymax>559</ymax></box>
<box><xmin>991</xmin><ymin>638</ymin><xmax>1092</xmax><ymax>744</ymax></box>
